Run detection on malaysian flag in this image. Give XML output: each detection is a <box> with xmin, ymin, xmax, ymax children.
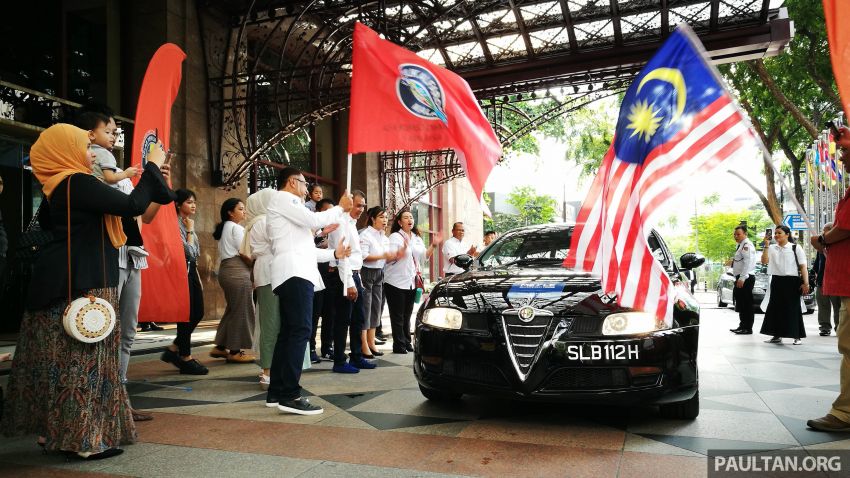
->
<box><xmin>564</xmin><ymin>28</ymin><xmax>756</xmax><ymax>325</ymax></box>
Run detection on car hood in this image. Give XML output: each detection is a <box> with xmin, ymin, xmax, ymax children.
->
<box><xmin>428</xmin><ymin>264</ymin><xmax>623</xmax><ymax>317</ymax></box>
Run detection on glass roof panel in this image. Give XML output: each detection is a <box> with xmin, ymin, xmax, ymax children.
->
<box><xmin>529</xmin><ymin>27</ymin><xmax>571</xmax><ymax>54</ymax></box>
<box><xmin>521</xmin><ymin>1</ymin><xmax>562</xmax><ymax>21</ymax></box>
<box><xmin>444</xmin><ymin>41</ymin><xmax>485</xmax><ymax>66</ymax></box>
<box><xmin>574</xmin><ymin>19</ymin><xmax>614</xmax><ymax>47</ymax></box>
<box><xmin>417</xmin><ymin>48</ymin><xmax>445</xmax><ymax>65</ymax></box>
<box><xmin>670</xmin><ymin>3</ymin><xmax>712</xmax><ymax>27</ymax></box>
<box><xmin>620</xmin><ymin>11</ymin><xmax>661</xmax><ymax>38</ymax></box>
<box><xmin>478</xmin><ymin>8</ymin><xmax>517</xmax><ymax>29</ymax></box>
<box><xmin>487</xmin><ymin>34</ymin><xmax>525</xmax><ymax>60</ymax></box>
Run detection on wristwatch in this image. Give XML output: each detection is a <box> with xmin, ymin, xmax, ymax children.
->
<box><xmin>818</xmin><ymin>235</ymin><xmax>829</xmax><ymax>247</ymax></box>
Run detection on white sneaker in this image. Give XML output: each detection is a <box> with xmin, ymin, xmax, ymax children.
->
<box><xmin>792</xmin><ymin>339</ymin><xmax>802</xmax><ymax>345</ymax></box>
<box><xmin>259</xmin><ymin>373</ymin><xmax>270</xmax><ymax>390</ymax></box>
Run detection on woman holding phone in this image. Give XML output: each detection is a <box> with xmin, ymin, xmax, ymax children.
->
<box><xmin>759</xmin><ymin>225</ymin><xmax>809</xmax><ymax>345</ymax></box>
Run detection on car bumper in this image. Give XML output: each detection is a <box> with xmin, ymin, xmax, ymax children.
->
<box><xmin>414</xmin><ymin>325</ymin><xmax>699</xmax><ymax>406</ymax></box>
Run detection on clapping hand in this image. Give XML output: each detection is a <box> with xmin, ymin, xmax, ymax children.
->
<box><xmin>338</xmin><ymin>190</ymin><xmax>353</xmax><ymax>212</ymax></box>
<box><xmin>335</xmin><ymin>239</ymin><xmax>351</xmax><ymax>260</ymax></box>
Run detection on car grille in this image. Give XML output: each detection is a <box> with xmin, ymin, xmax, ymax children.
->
<box><xmin>540</xmin><ymin>368</ymin><xmax>630</xmax><ymax>391</ymax></box>
<box><xmin>570</xmin><ymin>316</ymin><xmax>601</xmax><ymax>335</ymax></box>
<box><xmin>501</xmin><ymin>311</ymin><xmax>554</xmax><ymax>378</ymax></box>
<box><xmin>444</xmin><ymin>360</ymin><xmax>510</xmax><ymax>388</ymax></box>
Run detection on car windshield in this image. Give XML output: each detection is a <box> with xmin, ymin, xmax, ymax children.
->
<box><xmin>479</xmin><ymin>227</ymin><xmax>572</xmax><ymax>268</ymax></box>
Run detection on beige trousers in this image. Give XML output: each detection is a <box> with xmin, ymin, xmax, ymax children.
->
<box><xmin>830</xmin><ymin>297</ymin><xmax>850</xmax><ymax>422</ymax></box>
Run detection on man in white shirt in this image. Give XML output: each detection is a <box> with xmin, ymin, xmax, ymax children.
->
<box><xmin>325</xmin><ymin>191</ymin><xmax>376</xmax><ymax>373</ymax></box>
<box><xmin>265</xmin><ymin>167</ymin><xmax>352</xmax><ymax>415</ymax></box>
<box><xmin>442</xmin><ymin>221</ymin><xmax>477</xmax><ymax>276</ymax></box>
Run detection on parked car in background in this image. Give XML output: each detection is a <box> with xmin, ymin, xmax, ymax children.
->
<box><xmin>414</xmin><ymin>224</ymin><xmax>704</xmax><ymax>419</ymax></box>
<box><xmin>716</xmin><ymin>263</ymin><xmax>815</xmax><ymax>314</ymax></box>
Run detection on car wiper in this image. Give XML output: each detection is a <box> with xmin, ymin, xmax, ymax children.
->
<box><xmin>499</xmin><ymin>257</ymin><xmax>562</xmax><ymax>267</ymax></box>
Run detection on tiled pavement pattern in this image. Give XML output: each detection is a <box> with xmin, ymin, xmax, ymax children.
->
<box><xmin>1</xmin><ymin>292</ymin><xmax>848</xmax><ymax>477</ymax></box>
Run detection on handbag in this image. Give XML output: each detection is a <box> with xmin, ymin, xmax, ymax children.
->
<box><xmin>15</xmin><ymin>196</ymin><xmax>53</xmax><ymax>263</ymax></box>
<box><xmin>60</xmin><ymin>176</ymin><xmax>116</xmax><ymax>343</ymax></box>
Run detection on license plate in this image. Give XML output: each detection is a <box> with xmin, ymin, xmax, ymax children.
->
<box><xmin>566</xmin><ymin>343</ymin><xmax>640</xmax><ymax>361</ymax></box>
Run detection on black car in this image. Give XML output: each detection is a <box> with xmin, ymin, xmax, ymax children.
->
<box><xmin>414</xmin><ymin>224</ymin><xmax>704</xmax><ymax>419</ymax></box>
<box><xmin>716</xmin><ymin>264</ymin><xmax>815</xmax><ymax>314</ymax></box>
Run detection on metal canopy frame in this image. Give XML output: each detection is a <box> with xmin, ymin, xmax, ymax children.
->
<box><xmin>203</xmin><ymin>0</ymin><xmax>791</xmax><ymax>207</ymax></box>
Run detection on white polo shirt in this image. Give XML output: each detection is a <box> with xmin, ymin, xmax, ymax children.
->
<box><xmin>766</xmin><ymin>243</ymin><xmax>807</xmax><ymax>277</ymax></box>
<box><xmin>360</xmin><ymin>226</ymin><xmax>390</xmax><ymax>269</ymax></box>
<box><xmin>442</xmin><ymin>236</ymin><xmax>468</xmax><ymax>275</ymax></box>
<box><xmin>266</xmin><ymin>190</ymin><xmax>344</xmax><ymax>290</ymax></box>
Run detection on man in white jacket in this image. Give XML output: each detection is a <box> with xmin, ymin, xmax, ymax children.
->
<box><xmin>265</xmin><ymin>167</ymin><xmax>352</xmax><ymax>415</ymax></box>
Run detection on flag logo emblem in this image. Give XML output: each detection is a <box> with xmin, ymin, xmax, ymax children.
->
<box><xmin>140</xmin><ymin>130</ymin><xmax>157</xmax><ymax>165</ymax></box>
<box><xmin>396</xmin><ymin>64</ymin><xmax>448</xmax><ymax>125</ymax></box>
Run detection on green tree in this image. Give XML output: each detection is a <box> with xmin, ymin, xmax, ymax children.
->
<box><xmin>720</xmin><ymin>0</ymin><xmax>837</xmax><ymax>223</ymax></box>
<box><xmin>484</xmin><ymin>186</ymin><xmax>558</xmax><ymax>234</ymax></box>
<box><xmin>690</xmin><ymin>209</ymin><xmax>772</xmax><ymax>263</ymax></box>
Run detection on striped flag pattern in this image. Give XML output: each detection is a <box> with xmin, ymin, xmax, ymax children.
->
<box><xmin>564</xmin><ymin>29</ymin><xmax>756</xmax><ymax>324</ymax></box>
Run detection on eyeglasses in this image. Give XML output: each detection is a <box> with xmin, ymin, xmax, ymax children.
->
<box><xmin>292</xmin><ymin>178</ymin><xmax>306</xmax><ymax>184</ymax></box>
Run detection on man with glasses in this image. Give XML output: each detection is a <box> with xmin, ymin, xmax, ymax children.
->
<box><xmin>730</xmin><ymin>224</ymin><xmax>756</xmax><ymax>335</ymax></box>
<box><xmin>265</xmin><ymin>167</ymin><xmax>352</xmax><ymax>415</ymax></box>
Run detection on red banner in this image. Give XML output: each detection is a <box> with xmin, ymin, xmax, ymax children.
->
<box><xmin>131</xmin><ymin>43</ymin><xmax>189</xmax><ymax>322</ymax></box>
<box><xmin>348</xmin><ymin>22</ymin><xmax>501</xmax><ymax>200</ymax></box>
<box><xmin>824</xmin><ymin>0</ymin><xmax>850</xmax><ymax>121</ymax></box>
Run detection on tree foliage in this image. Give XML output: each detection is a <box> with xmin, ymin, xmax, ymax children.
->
<box><xmin>484</xmin><ymin>186</ymin><xmax>558</xmax><ymax>234</ymax></box>
<box><xmin>719</xmin><ymin>0</ymin><xmax>837</xmax><ymax>222</ymax></box>
<box><xmin>688</xmin><ymin>209</ymin><xmax>773</xmax><ymax>263</ymax></box>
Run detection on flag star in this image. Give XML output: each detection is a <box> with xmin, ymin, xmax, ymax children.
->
<box><xmin>626</xmin><ymin>99</ymin><xmax>662</xmax><ymax>143</ymax></box>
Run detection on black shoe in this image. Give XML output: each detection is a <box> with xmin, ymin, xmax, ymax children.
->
<box><xmin>278</xmin><ymin>397</ymin><xmax>323</xmax><ymax>415</ymax></box>
<box><xmin>733</xmin><ymin>329</ymin><xmax>752</xmax><ymax>335</ymax></box>
<box><xmin>178</xmin><ymin>359</ymin><xmax>209</xmax><ymax>375</ymax></box>
<box><xmin>376</xmin><ymin>332</ymin><xmax>386</xmax><ymax>341</ymax></box>
<box><xmin>392</xmin><ymin>348</ymin><xmax>408</xmax><ymax>354</ymax></box>
<box><xmin>160</xmin><ymin>348</ymin><xmax>180</xmax><ymax>366</ymax></box>
<box><xmin>138</xmin><ymin>324</ymin><xmax>152</xmax><ymax>332</ymax></box>
<box><xmin>730</xmin><ymin>327</ymin><xmax>743</xmax><ymax>333</ymax></box>
<box><xmin>65</xmin><ymin>448</ymin><xmax>124</xmax><ymax>461</ymax></box>
<box><xmin>370</xmin><ymin>349</ymin><xmax>384</xmax><ymax>357</ymax></box>
<box><xmin>362</xmin><ymin>353</ymin><xmax>375</xmax><ymax>360</ymax></box>
<box><xmin>265</xmin><ymin>395</ymin><xmax>279</xmax><ymax>408</ymax></box>
<box><xmin>374</xmin><ymin>338</ymin><xmax>387</xmax><ymax>345</ymax></box>
<box><xmin>405</xmin><ymin>344</ymin><xmax>414</xmax><ymax>352</ymax></box>
<box><xmin>310</xmin><ymin>351</ymin><xmax>322</xmax><ymax>364</ymax></box>
<box><xmin>820</xmin><ymin>330</ymin><xmax>831</xmax><ymax>336</ymax></box>
<box><xmin>320</xmin><ymin>351</ymin><xmax>334</xmax><ymax>361</ymax></box>
<box><xmin>148</xmin><ymin>322</ymin><xmax>164</xmax><ymax>331</ymax></box>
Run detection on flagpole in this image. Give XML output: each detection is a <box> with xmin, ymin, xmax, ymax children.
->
<box><xmin>346</xmin><ymin>153</ymin><xmax>352</xmax><ymax>193</ymax></box>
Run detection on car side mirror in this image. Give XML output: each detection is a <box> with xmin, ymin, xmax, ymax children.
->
<box><xmin>679</xmin><ymin>252</ymin><xmax>705</xmax><ymax>270</ymax></box>
<box><xmin>454</xmin><ymin>254</ymin><xmax>474</xmax><ymax>271</ymax></box>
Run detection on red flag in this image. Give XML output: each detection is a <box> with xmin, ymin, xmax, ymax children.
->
<box><xmin>348</xmin><ymin>22</ymin><xmax>501</xmax><ymax>200</ymax></box>
<box><xmin>824</xmin><ymin>0</ymin><xmax>850</xmax><ymax>120</ymax></box>
<box><xmin>131</xmin><ymin>43</ymin><xmax>189</xmax><ymax>323</ymax></box>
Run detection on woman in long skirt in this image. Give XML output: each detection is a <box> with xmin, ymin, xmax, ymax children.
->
<box><xmin>3</xmin><ymin>123</ymin><xmax>173</xmax><ymax>459</ymax></box>
<box><xmin>210</xmin><ymin>198</ymin><xmax>256</xmax><ymax>363</ymax></box>
<box><xmin>759</xmin><ymin>225</ymin><xmax>810</xmax><ymax>345</ymax></box>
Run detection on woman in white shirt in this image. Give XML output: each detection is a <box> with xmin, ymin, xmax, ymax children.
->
<box><xmin>241</xmin><ymin>189</ymin><xmax>277</xmax><ymax>388</ymax></box>
<box><xmin>384</xmin><ymin>210</ymin><xmax>440</xmax><ymax>353</ymax></box>
<box><xmin>359</xmin><ymin>207</ymin><xmax>395</xmax><ymax>358</ymax></box>
<box><xmin>759</xmin><ymin>225</ymin><xmax>810</xmax><ymax>345</ymax></box>
<box><xmin>211</xmin><ymin>198</ymin><xmax>256</xmax><ymax>362</ymax></box>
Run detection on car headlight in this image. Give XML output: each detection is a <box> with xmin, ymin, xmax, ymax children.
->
<box><xmin>601</xmin><ymin>312</ymin><xmax>669</xmax><ymax>336</ymax></box>
<box><xmin>422</xmin><ymin>307</ymin><xmax>463</xmax><ymax>330</ymax></box>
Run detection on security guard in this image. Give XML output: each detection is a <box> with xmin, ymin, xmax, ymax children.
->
<box><xmin>730</xmin><ymin>224</ymin><xmax>757</xmax><ymax>334</ymax></box>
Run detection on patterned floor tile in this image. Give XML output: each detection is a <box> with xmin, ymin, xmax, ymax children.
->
<box><xmin>774</xmin><ymin>415</ymin><xmax>850</xmax><ymax>446</ymax></box>
<box><xmin>628</xmin><ymin>409</ymin><xmax>798</xmax><ymax>445</ymax></box>
<box><xmin>622</xmin><ymin>433</ymin><xmax>704</xmax><ymax>457</ymax></box>
<box><xmin>348</xmin><ymin>411</ymin><xmax>470</xmax><ymax>430</ymax></box>
<box><xmin>348</xmin><ymin>389</ymin><xmax>481</xmax><ymax>420</ymax></box>
<box><xmin>637</xmin><ymin>434</ymin><xmax>794</xmax><ymax>455</ymax></box>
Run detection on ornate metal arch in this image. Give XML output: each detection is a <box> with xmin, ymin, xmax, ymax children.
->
<box><xmin>201</xmin><ymin>0</ymin><xmax>788</xmax><ymax>194</ymax></box>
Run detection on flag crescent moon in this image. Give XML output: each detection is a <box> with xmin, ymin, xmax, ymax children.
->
<box><xmin>637</xmin><ymin>68</ymin><xmax>686</xmax><ymax>124</ymax></box>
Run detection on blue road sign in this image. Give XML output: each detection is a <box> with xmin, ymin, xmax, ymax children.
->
<box><xmin>782</xmin><ymin>214</ymin><xmax>814</xmax><ymax>231</ymax></box>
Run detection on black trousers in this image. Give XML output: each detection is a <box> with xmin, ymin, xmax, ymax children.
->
<box><xmin>326</xmin><ymin>270</ymin><xmax>365</xmax><ymax>365</ymax></box>
<box><xmin>310</xmin><ymin>262</ymin><xmax>334</xmax><ymax>354</ymax></box>
<box><xmin>174</xmin><ymin>262</ymin><xmax>204</xmax><ymax>357</ymax></box>
<box><xmin>385</xmin><ymin>283</ymin><xmax>415</xmax><ymax>350</ymax></box>
<box><xmin>733</xmin><ymin>275</ymin><xmax>755</xmax><ymax>331</ymax></box>
<box><xmin>269</xmin><ymin>277</ymin><xmax>314</xmax><ymax>401</ymax></box>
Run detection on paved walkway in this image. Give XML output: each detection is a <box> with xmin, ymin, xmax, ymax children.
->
<box><xmin>1</xmin><ymin>293</ymin><xmax>847</xmax><ymax>477</ymax></box>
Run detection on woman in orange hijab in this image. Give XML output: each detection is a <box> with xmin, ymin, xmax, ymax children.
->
<box><xmin>1</xmin><ymin>123</ymin><xmax>174</xmax><ymax>460</ymax></box>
